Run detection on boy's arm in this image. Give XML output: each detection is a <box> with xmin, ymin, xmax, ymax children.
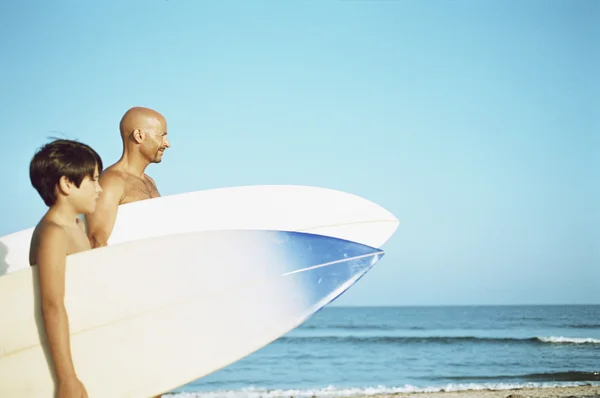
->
<box><xmin>85</xmin><ymin>173</ymin><xmax>124</xmax><ymax>248</ymax></box>
<box><xmin>36</xmin><ymin>224</ymin><xmax>79</xmax><ymax>383</ymax></box>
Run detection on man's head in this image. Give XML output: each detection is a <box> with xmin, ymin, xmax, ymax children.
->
<box><xmin>119</xmin><ymin>106</ymin><xmax>170</xmax><ymax>164</ymax></box>
<box><xmin>30</xmin><ymin>139</ymin><xmax>104</xmax><ymax>210</ymax></box>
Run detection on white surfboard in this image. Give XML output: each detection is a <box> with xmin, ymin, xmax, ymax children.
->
<box><xmin>0</xmin><ymin>229</ymin><xmax>385</xmax><ymax>397</ymax></box>
<box><xmin>0</xmin><ymin>185</ymin><xmax>399</xmax><ymax>275</ymax></box>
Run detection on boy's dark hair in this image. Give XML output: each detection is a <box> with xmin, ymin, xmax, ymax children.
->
<box><xmin>30</xmin><ymin>139</ymin><xmax>104</xmax><ymax>207</ymax></box>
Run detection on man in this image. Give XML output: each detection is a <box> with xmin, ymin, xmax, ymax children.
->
<box><xmin>85</xmin><ymin>106</ymin><xmax>170</xmax><ymax>248</ymax></box>
<box><xmin>85</xmin><ymin>107</ymin><xmax>170</xmax><ymax>398</ymax></box>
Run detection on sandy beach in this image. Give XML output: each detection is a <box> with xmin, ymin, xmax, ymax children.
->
<box><xmin>343</xmin><ymin>385</ymin><xmax>600</xmax><ymax>398</ymax></box>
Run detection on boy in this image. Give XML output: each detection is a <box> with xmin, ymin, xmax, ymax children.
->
<box><xmin>29</xmin><ymin>139</ymin><xmax>103</xmax><ymax>398</ymax></box>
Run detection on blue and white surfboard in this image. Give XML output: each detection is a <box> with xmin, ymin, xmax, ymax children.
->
<box><xmin>0</xmin><ymin>229</ymin><xmax>386</xmax><ymax>398</ymax></box>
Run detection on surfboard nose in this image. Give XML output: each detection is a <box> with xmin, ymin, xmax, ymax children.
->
<box><xmin>274</xmin><ymin>231</ymin><xmax>385</xmax><ymax>312</ymax></box>
<box><xmin>278</xmin><ymin>229</ymin><xmax>382</xmax><ymax>262</ymax></box>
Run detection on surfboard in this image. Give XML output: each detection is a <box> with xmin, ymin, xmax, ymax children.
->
<box><xmin>0</xmin><ymin>185</ymin><xmax>398</xmax><ymax>275</ymax></box>
<box><xmin>0</xmin><ymin>229</ymin><xmax>384</xmax><ymax>398</ymax></box>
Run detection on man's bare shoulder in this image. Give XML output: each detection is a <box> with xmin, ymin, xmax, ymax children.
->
<box><xmin>102</xmin><ymin>167</ymin><xmax>151</xmax><ymax>187</ymax></box>
<box><xmin>100</xmin><ymin>167</ymin><xmax>127</xmax><ymax>184</ymax></box>
<box><xmin>144</xmin><ymin>174</ymin><xmax>157</xmax><ymax>185</ymax></box>
<box><xmin>98</xmin><ymin>168</ymin><xmax>128</xmax><ymax>195</ymax></box>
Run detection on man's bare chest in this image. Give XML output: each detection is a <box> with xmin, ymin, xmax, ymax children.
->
<box><xmin>123</xmin><ymin>177</ymin><xmax>160</xmax><ymax>202</ymax></box>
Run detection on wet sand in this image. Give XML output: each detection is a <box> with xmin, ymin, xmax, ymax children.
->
<box><xmin>342</xmin><ymin>385</ymin><xmax>600</xmax><ymax>398</ymax></box>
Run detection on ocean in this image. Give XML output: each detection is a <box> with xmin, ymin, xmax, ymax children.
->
<box><xmin>167</xmin><ymin>305</ymin><xmax>600</xmax><ymax>397</ymax></box>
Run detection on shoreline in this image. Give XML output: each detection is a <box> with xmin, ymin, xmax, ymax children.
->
<box><xmin>341</xmin><ymin>385</ymin><xmax>600</xmax><ymax>398</ymax></box>
<box><xmin>166</xmin><ymin>385</ymin><xmax>600</xmax><ymax>398</ymax></box>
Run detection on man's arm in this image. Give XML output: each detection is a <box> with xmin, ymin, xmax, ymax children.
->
<box><xmin>36</xmin><ymin>224</ymin><xmax>86</xmax><ymax>394</ymax></box>
<box><xmin>85</xmin><ymin>172</ymin><xmax>124</xmax><ymax>248</ymax></box>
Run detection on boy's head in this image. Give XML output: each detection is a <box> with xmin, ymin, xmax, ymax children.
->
<box><xmin>30</xmin><ymin>139</ymin><xmax>104</xmax><ymax>207</ymax></box>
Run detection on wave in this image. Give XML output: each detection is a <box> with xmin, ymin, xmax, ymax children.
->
<box><xmin>537</xmin><ymin>336</ymin><xmax>600</xmax><ymax>344</ymax></box>
<box><xmin>566</xmin><ymin>323</ymin><xmax>600</xmax><ymax>329</ymax></box>
<box><xmin>301</xmin><ymin>324</ymin><xmax>426</xmax><ymax>331</ymax></box>
<box><xmin>278</xmin><ymin>335</ymin><xmax>600</xmax><ymax>345</ymax></box>
<box><xmin>300</xmin><ymin>321</ymin><xmax>600</xmax><ymax>331</ymax></box>
<box><xmin>166</xmin><ymin>381</ymin><xmax>600</xmax><ymax>398</ymax></box>
<box><xmin>440</xmin><ymin>371</ymin><xmax>600</xmax><ymax>382</ymax></box>
<box><xmin>299</xmin><ymin>323</ymin><xmax>600</xmax><ymax>331</ymax></box>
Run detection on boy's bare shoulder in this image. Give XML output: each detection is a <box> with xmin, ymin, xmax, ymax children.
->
<box><xmin>30</xmin><ymin>220</ymin><xmax>68</xmax><ymax>265</ymax></box>
<box><xmin>34</xmin><ymin>220</ymin><xmax>68</xmax><ymax>244</ymax></box>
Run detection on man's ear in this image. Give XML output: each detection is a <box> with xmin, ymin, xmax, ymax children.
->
<box><xmin>132</xmin><ymin>129</ymin><xmax>145</xmax><ymax>144</ymax></box>
<box><xmin>58</xmin><ymin>176</ymin><xmax>72</xmax><ymax>195</ymax></box>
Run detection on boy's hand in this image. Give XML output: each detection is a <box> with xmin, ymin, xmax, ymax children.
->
<box><xmin>58</xmin><ymin>377</ymin><xmax>88</xmax><ymax>398</ymax></box>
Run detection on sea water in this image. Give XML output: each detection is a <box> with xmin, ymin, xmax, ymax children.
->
<box><xmin>168</xmin><ymin>305</ymin><xmax>600</xmax><ymax>397</ymax></box>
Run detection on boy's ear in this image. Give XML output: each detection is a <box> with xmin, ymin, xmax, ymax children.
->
<box><xmin>57</xmin><ymin>176</ymin><xmax>72</xmax><ymax>195</ymax></box>
<box><xmin>132</xmin><ymin>129</ymin><xmax>145</xmax><ymax>144</ymax></box>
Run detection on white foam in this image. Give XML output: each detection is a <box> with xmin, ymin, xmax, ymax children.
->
<box><xmin>165</xmin><ymin>381</ymin><xmax>600</xmax><ymax>398</ymax></box>
<box><xmin>537</xmin><ymin>336</ymin><xmax>600</xmax><ymax>344</ymax></box>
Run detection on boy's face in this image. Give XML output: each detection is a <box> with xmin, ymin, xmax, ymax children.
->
<box><xmin>71</xmin><ymin>166</ymin><xmax>102</xmax><ymax>214</ymax></box>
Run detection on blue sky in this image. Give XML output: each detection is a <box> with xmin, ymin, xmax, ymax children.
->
<box><xmin>1</xmin><ymin>0</ymin><xmax>598</xmax><ymax>306</ymax></box>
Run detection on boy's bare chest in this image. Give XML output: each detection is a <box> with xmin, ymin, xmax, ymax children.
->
<box><xmin>66</xmin><ymin>224</ymin><xmax>91</xmax><ymax>255</ymax></box>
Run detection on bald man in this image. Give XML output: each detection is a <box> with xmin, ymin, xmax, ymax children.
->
<box><xmin>85</xmin><ymin>106</ymin><xmax>171</xmax><ymax>248</ymax></box>
<box><xmin>85</xmin><ymin>107</ymin><xmax>169</xmax><ymax>397</ymax></box>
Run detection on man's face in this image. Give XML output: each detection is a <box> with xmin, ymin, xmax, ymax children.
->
<box><xmin>141</xmin><ymin>118</ymin><xmax>170</xmax><ymax>163</ymax></box>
